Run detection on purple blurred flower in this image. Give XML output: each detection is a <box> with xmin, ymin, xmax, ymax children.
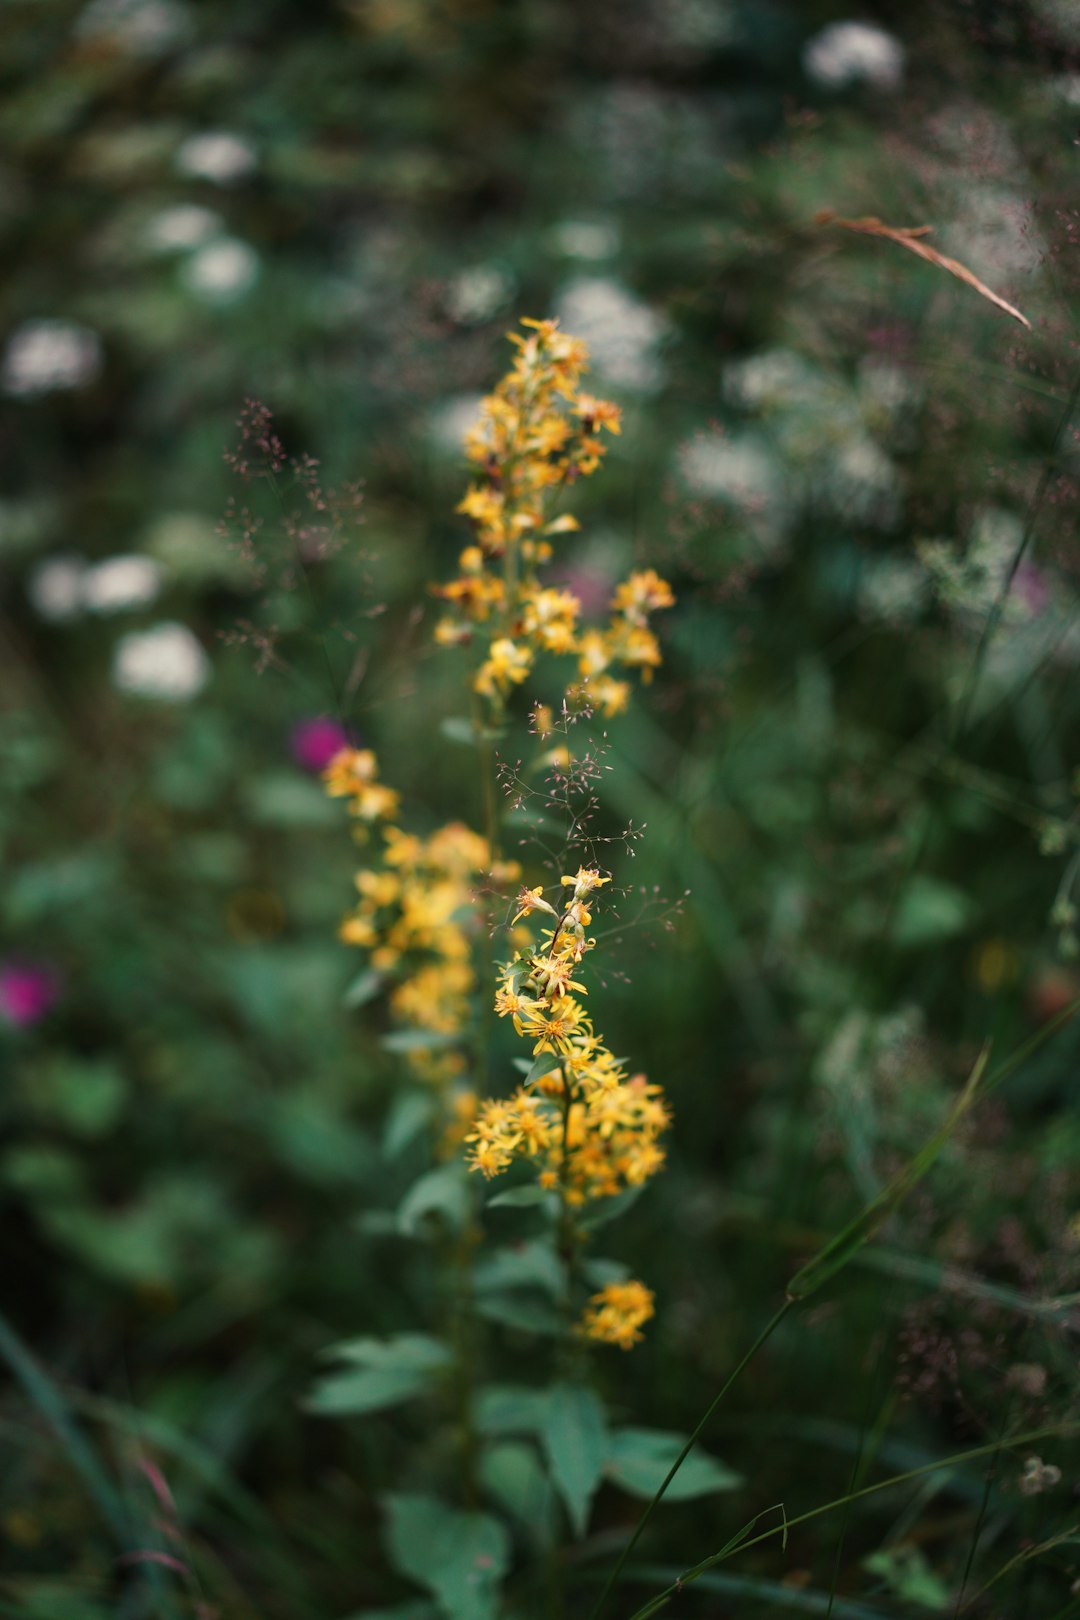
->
<box><xmin>1010</xmin><ymin>561</ymin><xmax>1049</xmax><ymax>617</ymax></box>
<box><xmin>290</xmin><ymin>715</ymin><xmax>351</xmax><ymax>773</ymax></box>
<box><xmin>0</xmin><ymin>962</ymin><xmax>59</xmax><ymax>1027</ymax></box>
<box><xmin>552</xmin><ymin>567</ymin><xmax>611</xmax><ymax>618</ymax></box>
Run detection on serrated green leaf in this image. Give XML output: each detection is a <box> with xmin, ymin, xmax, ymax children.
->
<box><xmin>542</xmin><ymin>1383</ymin><xmax>609</xmax><ymax>1537</ymax></box>
<box><xmin>605</xmin><ymin>1428</ymin><xmax>743</xmax><ymax>1502</ymax></box>
<box><xmin>383</xmin><ymin>1493</ymin><xmax>510</xmax><ymax>1620</ymax></box>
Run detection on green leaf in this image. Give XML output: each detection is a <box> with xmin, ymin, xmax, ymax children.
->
<box><xmin>541</xmin><ymin>1383</ymin><xmax>609</xmax><ymax>1537</ymax></box>
<box><xmin>474</xmin><ymin>1240</ymin><xmax>565</xmax><ymax>1299</ymax></box>
<box><xmin>524</xmin><ymin>1050</ymin><xmax>562</xmax><ymax>1086</ymax></box>
<box><xmin>578</xmin><ymin>1184</ymin><xmax>645</xmax><ymax>1230</ymax></box>
<box><xmin>26</xmin><ymin>1058</ymin><xmax>127</xmax><ymax>1139</ymax></box>
<box><xmin>479</xmin><ymin>1441</ymin><xmax>557</xmax><ymax>1546</ymax></box>
<box><xmin>383</xmin><ymin>1493</ymin><xmax>510</xmax><ymax>1620</ymax></box>
<box><xmin>397</xmin><ymin>1164</ymin><xmax>470</xmax><ymax>1235</ymax></box>
<box><xmin>606</xmin><ymin>1428</ymin><xmax>743</xmax><ymax>1502</ymax></box>
<box><xmin>382</xmin><ymin>1029</ymin><xmax>459</xmax><ymax>1055</ymax></box>
<box><xmin>863</xmin><ymin>1546</ymin><xmax>950</xmax><ymax>1611</ymax></box>
<box><xmin>344</xmin><ymin>969</ymin><xmax>385</xmax><ymax>1009</ymax></box>
<box><xmin>243</xmin><ymin>771</ymin><xmax>340</xmax><ymax>828</ymax></box>
<box><xmin>474</xmin><ymin>1292</ymin><xmax>561</xmax><ymax>1335</ymax></box>
<box><xmin>383</xmin><ymin>1091</ymin><xmax>436</xmax><ymax>1158</ymax></box>
<box><xmin>341</xmin><ymin>1605</ymin><xmax>437</xmax><ymax>1620</ymax></box>
<box><xmin>890</xmin><ymin>876</ymin><xmax>973</xmax><ymax>948</ymax></box>
<box><xmin>440</xmin><ymin>717</ymin><xmax>504</xmax><ymax>747</ymax></box>
<box><xmin>305</xmin><ymin>1335</ymin><xmax>450</xmax><ymax>1417</ymax></box>
<box><xmin>475</xmin><ymin>1385</ymin><xmax>552</xmax><ymax>1436</ymax></box>
<box><xmin>485</xmin><ymin>1184</ymin><xmax>554</xmax><ymax>1210</ymax></box>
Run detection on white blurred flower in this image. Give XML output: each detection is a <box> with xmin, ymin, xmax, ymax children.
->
<box><xmin>547</xmin><ymin>220</ymin><xmax>620</xmax><ymax>261</ymax></box>
<box><xmin>555</xmin><ymin>276</ymin><xmax>665</xmax><ymax>392</ymax></box>
<box><xmin>145</xmin><ymin>204</ymin><xmax>222</xmax><ymax>253</ymax></box>
<box><xmin>723</xmin><ymin>348</ymin><xmax>823</xmax><ymax>412</ymax></box>
<box><xmin>176</xmin><ymin>132</ymin><xmax>257</xmax><ymax>185</ymax></box>
<box><xmin>945</xmin><ymin>189</ymin><xmax>1041</xmax><ymax>280</ymax></box>
<box><xmin>429</xmin><ymin>393</ymin><xmax>485</xmax><ymax>454</ymax></box>
<box><xmin>27</xmin><ymin>555</ymin><xmax>87</xmax><ymax>623</ymax></box>
<box><xmin>857</xmin><ymin>553</ymin><xmax>928</xmax><ymax>625</ymax></box>
<box><xmin>680</xmin><ymin>430</ymin><xmax>776</xmax><ymax>502</ymax></box>
<box><xmin>82</xmin><ymin>554</ymin><xmax>163</xmax><ymax>614</ymax></box>
<box><xmin>113</xmin><ymin>622</ymin><xmax>210</xmax><ymax>701</ymax></box>
<box><xmin>445</xmin><ymin>264</ymin><xmax>514</xmax><ymax>325</ymax></box>
<box><xmin>803</xmin><ymin>21</ymin><xmax>904</xmax><ymax>90</ymax></box>
<box><xmin>678</xmin><ymin>430</ymin><xmax>791</xmax><ymax>550</ymax></box>
<box><xmin>75</xmin><ymin>0</ymin><xmax>190</xmax><ymax>55</ymax></box>
<box><xmin>817</xmin><ymin>437</ymin><xmax>900</xmax><ymax>527</ymax></box>
<box><xmin>2</xmin><ymin>320</ymin><xmax>103</xmax><ymax>398</ymax></box>
<box><xmin>182</xmin><ymin>238</ymin><xmax>259</xmax><ymax>300</ymax></box>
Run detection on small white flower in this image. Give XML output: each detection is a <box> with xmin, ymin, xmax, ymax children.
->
<box><xmin>113</xmin><ymin>622</ymin><xmax>210</xmax><ymax>701</ymax></box>
<box><xmin>176</xmin><ymin>131</ymin><xmax>257</xmax><ymax>185</ymax></box>
<box><xmin>547</xmin><ymin>220</ymin><xmax>620</xmax><ymax>261</ymax></box>
<box><xmin>429</xmin><ymin>393</ymin><xmax>486</xmax><ymax>453</ymax></box>
<box><xmin>803</xmin><ymin>21</ymin><xmax>904</xmax><ymax>90</ymax></box>
<box><xmin>27</xmin><ymin>555</ymin><xmax>87</xmax><ymax>623</ymax></box>
<box><xmin>445</xmin><ymin>264</ymin><xmax>514</xmax><ymax>325</ymax></box>
<box><xmin>182</xmin><ymin>238</ymin><xmax>259</xmax><ymax>300</ymax></box>
<box><xmin>145</xmin><ymin>204</ymin><xmax>222</xmax><ymax>253</ymax></box>
<box><xmin>555</xmin><ymin>276</ymin><xmax>665</xmax><ymax>392</ymax></box>
<box><xmin>83</xmin><ymin>555</ymin><xmax>163</xmax><ymax>614</ymax></box>
<box><xmin>2</xmin><ymin>320</ymin><xmax>103</xmax><ymax>398</ymax></box>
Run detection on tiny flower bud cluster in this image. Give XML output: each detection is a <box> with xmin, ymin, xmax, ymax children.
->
<box><xmin>466</xmin><ymin>867</ymin><xmax>670</xmax><ymax>1207</ymax></box>
<box><xmin>434</xmin><ymin>319</ymin><xmax>674</xmax><ymax>716</ymax></box>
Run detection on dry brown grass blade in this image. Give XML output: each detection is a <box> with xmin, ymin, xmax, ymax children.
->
<box><xmin>816</xmin><ymin>209</ymin><xmax>1032</xmax><ymax>330</ymax></box>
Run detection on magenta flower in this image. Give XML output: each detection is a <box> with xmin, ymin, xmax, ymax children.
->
<box><xmin>290</xmin><ymin>716</ymin><xmax>350</xmax><ymax>773</ymax></box>
<box><xmin>0</xmin><ymin>962</ymin><xmax>59</xmax><ymax>1027</ymax></box>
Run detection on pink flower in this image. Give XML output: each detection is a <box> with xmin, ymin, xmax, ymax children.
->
<box><xmin>290</xmin><ymin>716</ymin><xmax>351</xmax><ymax>773</ymax></box>
<box><xmin>0</xmin><ymin>962</ymin><xmax>59</xmax><ymax>1027</ymax></box>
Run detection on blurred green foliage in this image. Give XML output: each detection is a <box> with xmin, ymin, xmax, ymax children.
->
<box><xmin>2</xmin><ymin>0</ymin><xmax>1080</xmax><ymax>1615</ymax></box>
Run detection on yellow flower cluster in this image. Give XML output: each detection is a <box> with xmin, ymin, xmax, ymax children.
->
<box><xmin>465</xmin><ymin>867</ymin><xmax>670</xmax><ymax>1204</ymax></box>
<box><xmin>579</xmin><ymin>1280</ymin><xmax>655</xmax><ymax>1350</ymax></box>
<box><xmin>433</xmin><ymin>319</ymin><xmax>674</xmax><ymax>717</ymax></box>
<box><xmin>325</xmin><ymin>747</ymin><xmax>520</xmax><ymax>1072</ymax></box>
<box><xmin>323</xmin><ymin>748</ymin><xmax>400</xmax><ymax>829</ymax></box>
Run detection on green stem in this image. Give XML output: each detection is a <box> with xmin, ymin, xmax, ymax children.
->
<box><xmin>623</xmin><ymin>1420</ymin><xmax>1080</xmax><ymax>1620</ymax></box>
<box><xmin>588</xmin><ymin>1296</ymin><xmax>797</xmax><ymax>1620</ymax></box>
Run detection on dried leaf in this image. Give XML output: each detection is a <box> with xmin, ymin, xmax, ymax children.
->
<box><xmin>816</xmin><ymin>210</ymin><xmax>1032</xmax><ymax>330</ymax></box>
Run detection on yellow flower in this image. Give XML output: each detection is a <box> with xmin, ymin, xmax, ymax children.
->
<box><xmin>611</xmin><ymin>568</ymin><xmax>674</xmax><ymax>624</ymax></box>
<box><xmin>512</xmin><ymin>884</ymin><xmax>558</xmax><ymax>925</ymax></box>
<box><xmin>579</xmin><ymin>1280</ymin><xmax>655</xmax><ymax>1349</ymax></box>
<box><xmin>474</xmin><ymin>638</ymin><xmax>533</xmax><ymax>698</ymax></box>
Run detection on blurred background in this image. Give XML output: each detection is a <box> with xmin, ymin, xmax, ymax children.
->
<box><xmin>3</xmin><ymin>0</ymin><xmax>1080</xmax><ymax>1615</ymax></box>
